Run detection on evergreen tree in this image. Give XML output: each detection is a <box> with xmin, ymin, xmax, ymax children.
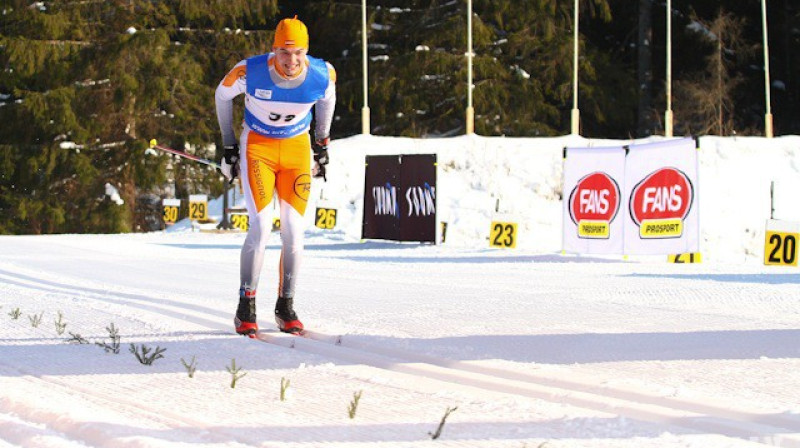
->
<box><xmin>0</xmin><ymin>0</ymin><xmax>278</xmax><ymax>234</ymax></box>
<box><xmin>2</xmin><ymin>0</ymin><xmax>799</xmax><ymax>234</ymax></box>
<box><xmin>304</xmin><ymin>0</ymin><xmax>613</xmax><ymax>137</ymax></box>
<box><xmin>672</xmin><ymin>9</ymin><xmax>755</xmax><ymax>135</ymax></box>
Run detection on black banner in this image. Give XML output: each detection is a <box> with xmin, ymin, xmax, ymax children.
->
<box><xmin>362</xmin><ymin>154</ymin><xmax>437</xmax><ymax>243</ymax></box>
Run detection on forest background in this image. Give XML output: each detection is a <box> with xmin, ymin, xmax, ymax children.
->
<box><xmin>1</xmin><ymin>0</ymin><xmax>797</xmax><ymax>234</ymax></box>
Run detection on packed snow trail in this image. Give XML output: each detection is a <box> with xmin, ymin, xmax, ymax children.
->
<box><xmin>2</xmin><ymin>232</ymin><xmax>799</xmax><ymax>447</ymax></box>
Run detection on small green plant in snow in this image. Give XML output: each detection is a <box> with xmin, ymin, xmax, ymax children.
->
<box><xmin>54</xmin><ymin>311</ymin><xmax>67</xmax><ymax>335</ymax></box>
<box><xmin>226</xmin><ymin>359</ymin><xmax>246</xmax><ymax>388</ymax></box>
<box><xmin>280</xmin><ymin>377</ymin><xmax>290</xmax><ymax>401</ymax></box>
<box><xmin>67</xmin><ymin>332</ymin><xmax>90</xmax><ymax>344</ymax></box>
<box><xmin>129</xmin><ymin>343</ymin><xmax>166</xmax><ymax>365</ymax></box>
<box><xmin>28</xmin><ymin>312</ymin><xmax>43</xmax><ymax>328</ymax></box>
<box><xmin>348</xmin><ymin>390</ymin><xmax>363</xmax><ymax>419</ymax></box>
<box><xmin>181</xmin><ymin>356</ymin><xmax>198</xmax><ymax>378</ymax></box>
<box><xmin>95</xmin><ymin>323</ymin><xmax>121</xmax><ymax>354</ymax></box>
<box><xmin>429</xmin><ymin>406</ymin><xmax>458</xmax><ymax>440</ymax></box>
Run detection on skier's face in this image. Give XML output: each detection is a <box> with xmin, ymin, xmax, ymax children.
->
<box><xmin>274</xmin><ymin>47</ymin><xmax>307</xmax><ymax>78</ymax></box>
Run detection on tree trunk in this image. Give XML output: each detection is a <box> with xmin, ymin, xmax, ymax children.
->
<box><xmin>783</xmin><ymin>0</ymin><xmax>794</xmax><ymax>133</ymax></box>
<box><xmin>128</xmin><ymin>94</ymin><xmax>137</xmax><ymax>139</ymax></box>
<box><xmin>637</xmin><ymin>0</ymin><xmax>653</xmax><ymax>137</ymax></box>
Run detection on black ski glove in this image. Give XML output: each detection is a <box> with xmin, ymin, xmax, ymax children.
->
<box><xmin>312</xmin><ymin>138</ymin><xmax>329</xmax><ymax>181</ymax></box>
<box><xmin>220</xmin><ymin>144</ymin><xmax>239</xmax><ymax>183</ymax></box>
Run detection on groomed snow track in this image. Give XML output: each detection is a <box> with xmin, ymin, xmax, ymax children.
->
<box><xmin>257</xmin><ymin>330</ymin><xmax>800</xmax><ymax>447</ymax></box>
<box><xmin>2</xmin><ymin>264</ymin><xmax>799</xmax><ymax>447</ymax></box>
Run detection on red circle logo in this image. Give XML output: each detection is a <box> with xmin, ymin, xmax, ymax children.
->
<box><xmin>568</xmin><ymin>172</ymin><xmax>621</xmax><ymax>224</ymax></box>
<box><xmin>629</xmin><ymin>167</ymin><xmax>693</xmax><ymax>225</ymax></box>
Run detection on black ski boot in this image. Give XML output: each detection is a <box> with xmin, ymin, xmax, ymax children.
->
<box><xmin>234</xmin><ymin>290</ymin><xmax>258</xmax><ymax>337</ymax></box>
<box><xmin>274</xmin><ymin>296</ymin><xmax>304</xmax><ymax>334</ymax></box>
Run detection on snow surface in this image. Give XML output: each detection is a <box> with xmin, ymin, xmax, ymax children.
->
<box><xmin>2</xmin><ymin>134</ymin><xmax>800</xmax><ymax>447</ymax></box>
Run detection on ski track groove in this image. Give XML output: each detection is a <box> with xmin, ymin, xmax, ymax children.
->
<box><xmin>0</xmin><ymin>363</ymin><xmax>267</xmax><ymax>448</ymax></box>
<box><xmin>2</xmin><ymin>264</ymin><xmax>799</xmax><ymax>447</ymax></box>
<box><xmin>318</xmin><ymin>332</ymin><xmax>800</xmax><ymax>430</ymax></box>
<box><xmin>256</xmin><ymin>331</ymin><xmax>800</xmax><ymax>447</ymax></box>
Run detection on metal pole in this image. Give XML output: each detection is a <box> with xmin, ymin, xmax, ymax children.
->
<box><xmin>362</xmin><ymin>0</ymin><xmax>370</xmax><ymax>135</ymax></box>
<box><xmin>466</xmin><ymin>0</ymin><xmax>475</xmax><ymax>134</ymax></box>
<box><xmin>217</xmin><ymin>183</ymin><xmax>231</xmax><ymax>230</ymax></box>
<box><xmin>761</xmin><ymin>0</ymin><xmax>773</xmax><ymax>138</ymax></box>
<box><xmin>664</xmin><ymin>0</ymin><xmax>673</xmax><ymax>137</ymax></box>
<box><xmin>570</xmin><ymin>0</ymin><xmax>580</xmax><ymax>135</ymax></box>
<box><xmin>770</xmin><ymin>180</ymin><xmax>775</xmax><ymax>219</ymax></box>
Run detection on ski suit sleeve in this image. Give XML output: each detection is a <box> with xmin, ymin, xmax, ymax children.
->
<box><xmin>313</xmin><ymin>62</ymin><xmax>337</xmax><ymax>141</ymax></box>
<box><xmin>215</xmin><ymin>60</ymin><xmax>247</xmax><ymax>147</ymax></box>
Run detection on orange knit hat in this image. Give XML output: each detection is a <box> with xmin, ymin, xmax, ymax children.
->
<box><xmin>273</xmin><ymin>16</ymin><xmax>309</xmax><ymax>49</ymax></box>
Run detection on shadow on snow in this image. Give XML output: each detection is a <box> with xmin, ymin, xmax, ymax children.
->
<box><xmin>626</xmin><ymin>272</ymin><xmax>800</xmax><ymax>285</ymax></box>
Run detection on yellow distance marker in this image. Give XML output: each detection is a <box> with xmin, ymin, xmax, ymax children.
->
<box><xmin>490</xmin><ymin>221</ymin><xmax>517</xmax><ymax>248</ymax></box>
<box><xmin>764</xmin><ymin>230</ymin><xmax>799</xmax><ymax>266</ymax></box>
<box><xmin>315</xmin><ymin>207</ymin><xmax>337</xmax><ymax>230</ymax></box>
<box><xmin>162</xmin><ymin>198</ymin><xmax>181</xmax><ymax>225</ymax></box>
<box><xmin>668</xmin><ymin>253</ymin><xmax>702</xmax><ymax>264</ymax></box>
<box><xmin>764</xmin><ymin>219</ymin><xmax>800</xmax><ymax>267</ymax></box>
<box><xmin>230</xmin><ymin>213</ymin><xmax>249</xmax><ymax>231</ymax></box>
<box><xmin>188</xmin><ymin>194</ymin><xmax>209</xmax><ymax>221</ymax></box>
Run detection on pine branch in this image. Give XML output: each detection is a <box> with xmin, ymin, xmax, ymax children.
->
<box><xmin>129</xmin><ymin>343</ymin><xmax>166</xmax><ymax>365</ymax></box>
<box><xmin>95</xmin><ymin>323</ymin><xmax>121</xmax><ymax>354</ymax></box>
<box><xmin>67</xmin><ymin>332</ymin><xmax>90</xmax><ymax>344</ymax></box>
<box><xmin>28</xmin><ymin>312</ymin><xmax>44</xmax><ymax>328</ymax></box>
<box><xmin>429</xmin><ymin>406</ymin><xmax>458</xmax><ymax>440</ymax></box>
<box><xmin>348</xmin><ymin>390</ymin><xmax>363</xmax><ymax>419</ymax></box>
<box><xmin>8</xmin><ymin>308</ymin><xmax>21</xmax><ymax>320</ymax></box>
<box><xmin>226</xmin><ymin>359</ymin><xmax>246</xmax><ymax>388</ymax></box>
<box><xmin>43</xmin><ymin>40</ymin><xmax>92</xmax><ymax>46</ymax></box>
<box><xmin>54</xmin><ymin>311</ymin><xmax>67</xmax><ymax>335</ymax></box>
<box><xmin>181</xmin><ymin>356</ymin><xmax>198</xmax><ymax>378</ymax></box>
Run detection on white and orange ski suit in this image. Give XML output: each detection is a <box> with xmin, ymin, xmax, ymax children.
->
<box><xmin>215</xmin><ymin>53</ymin><xmax>336</xmax><ymax>300</ymax></box>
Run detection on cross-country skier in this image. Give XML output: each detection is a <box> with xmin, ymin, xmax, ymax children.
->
<box><xmin>215</xmin><ymin>16</ymin><xmax>336</xmax><ymax>336</ymax></box>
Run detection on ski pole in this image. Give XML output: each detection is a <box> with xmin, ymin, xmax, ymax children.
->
<box><xmin>148</xmin><ymin>139</ymin><xmax>221</xmax><ymax>169</ymax></box>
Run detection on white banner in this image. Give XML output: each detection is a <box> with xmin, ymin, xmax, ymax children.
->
<box><xmin>562</xmin><ymin>146</ymin><xmax>626</xmax><ymax>254</ymax></box>
<box><xmin>623</xmin><ymin>138</ymin><xmax>700</xmax><ymax>255</ymax></box>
